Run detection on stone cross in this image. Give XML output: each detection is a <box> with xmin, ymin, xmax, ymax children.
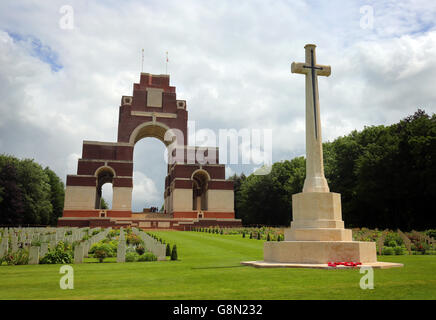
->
<box><xmin>291</xmin><ymin>44</ymin><xmax>331</xmax><ymax>193</ymax></box>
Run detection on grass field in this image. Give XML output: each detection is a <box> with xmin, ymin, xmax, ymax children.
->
<box><xmin>0</xmin><ymin>231</ymin><xmax>435</xmax><ymax>300</ymax></box>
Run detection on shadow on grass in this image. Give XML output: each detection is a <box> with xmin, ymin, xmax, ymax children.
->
<box><xmin>191</xmin><ymin>265</ymin><xmax>248</xmax><ymax>270</ymax></box>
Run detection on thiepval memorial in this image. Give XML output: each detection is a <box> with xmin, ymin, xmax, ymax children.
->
<box><xmin>58</xmin><ymin>73</ymin><xmax>242</xmax><ymax>230</ymax></box>
<box><xmin>243</xmin><ymin>44</ymin><xmax>403</xmax><ymax>268</ymax></box>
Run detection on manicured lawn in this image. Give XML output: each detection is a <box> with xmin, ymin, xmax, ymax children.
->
<box><xmin>0</xmin><ymin>231</ymin><xmax>435</xmax><ymax>299</ymax></box>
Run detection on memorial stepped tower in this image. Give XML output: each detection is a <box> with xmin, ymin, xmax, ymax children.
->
<box><xmin>58</xmin><ymin>72</ymin><xmax>242</xmax><ymax>230</ymax></box>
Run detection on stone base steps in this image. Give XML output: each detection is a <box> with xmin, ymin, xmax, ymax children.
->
<box><xmin>58</xmin><ymin>216</ymin><xmax>242</xmax><ymax>230</ymax></box>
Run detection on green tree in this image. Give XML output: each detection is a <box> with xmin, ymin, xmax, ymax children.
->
<box><xmin>228</xmin><ymin>173</ymin><xmax>246</xmax><ymax>219</ymax></box>
<box><xmin>16</xmin><ymin>159</ymin><xmax>52</xmax><ymax>224</ymax></box>
<box><xmin>0</xmin><ymin>154</ymin><xmax>65</xmax><ymax>226</ymax></box>
<box><xmin>234</xmin><ymin>109</ymin><xmax>435</xmax><ymax>230</ymax></box>
<box><xmin>324</xmin><ymin>109</ymin><xmax>436</xmax><ymax>230</ymax></box>
<box><xmin>100</xmin><ymin>198</ymin><xmax>109</xmax><ymax>209</ymax></box>
<box><xmin>171</xmin><ymin>244</ymin><xmax>178</xmax><ymax>261</ymax></box>
<box><xmin>0</xmin><ymin>161</ymin><xmax>25</xmax><ymax>224</ymax></box>
<box><xmin>236</xmin><ymin>157</ymin><xmax>305</xmax><ymax>226</ymax></box>
<box><xmin>44</xmin><ymin>167</ymin><xmax>65</xmax><ymax>225</ymax></box>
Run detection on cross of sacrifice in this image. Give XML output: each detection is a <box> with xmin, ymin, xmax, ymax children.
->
<box><xmin>291</xmin><ymin>44</ymin><xmax>331</xmax><ymax>193</ymax></box>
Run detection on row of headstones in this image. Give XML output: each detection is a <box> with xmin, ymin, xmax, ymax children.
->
<box><xmin>72</xmin><ymin>227</ymin><xmax>129</xmax><ymax>264</ymax></box>
<box><xmin>132</xmin><ymin>227</ymin><xmax>166</xmax><ymax>261</ymax></box>
<box><xmin>1</xmin><ymin>227</ymin><xmax>60</xmax><ymax>244</ymax></box>
<box><xmin>73</xmin><ymin>228</ymin><xmax>111</xmax><ymax>264</ymax></box>
<box><xmin>1</xmin><ymin>227</ymin><xmax>166</xmax><ymax>264</ymax></box>
<box><xmin>35</xmin><ymin>227</ymin><xmax>105</xmax><ymax>264</ymax></box>
<box><xmin>0</xmin><ymin>227</ymin><xmax>104</xmax><ymax>264</ymax></box>
<box><xmin>0</xmin><ymin>227</ymin><xmax>67</xmax><ymax>260</ymax></box>
<box><xmin>411</xmin><ymin>230</ymin><xmax>436</xmax><ymax>246</ymax></box>
<box><xmin>397</xmin><ymin>229</ymin><xmax>412</xmax><ymax>253</ymax></box>
<box><xmin>0</xmin><ymin>227</ymin><xmax>100</xmax><ymax>245</ymax></box>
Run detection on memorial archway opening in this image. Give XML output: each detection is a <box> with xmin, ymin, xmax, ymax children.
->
<box><xmin>132</xmin><ymin>136</ymin><xmax>168</xmax><ymax>213</ymax></box>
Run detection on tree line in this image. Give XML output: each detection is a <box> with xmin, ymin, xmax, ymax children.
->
<box><xmin>229</xmin><ymin>109</ymin><xmax>436</xmax><ymax>231</ymax></box>
<box><xmin>0</xmin><ymin>155</ymin><xmax>65</xmax><ymax>226</ymax></box>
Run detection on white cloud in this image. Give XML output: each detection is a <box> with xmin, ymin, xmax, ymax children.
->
<box><xmin>132</xmin><ymin>171</ymin><xmax>160</xmax><ymax>212</ymax></box>
<box><xmin>225</xmin><ymin>166</ymin><xmax>234</xmax><ymax>179</ymax></box>
<box><xmin>0</xmin><ymin>0</ymin><xmax>435</xmax><ymax>195</ymax></box>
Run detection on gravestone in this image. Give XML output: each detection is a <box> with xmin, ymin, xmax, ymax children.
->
<box><xmin>56</xmin><ymin>230</ymin><xmax>65</xmax><ymax>242</ymax></box>
<box><xmin>83</xmin><ymin>240</ymin><xmax>90</xmax><ymax>258</ymax></box>
<box><xmin>40</xmin><ymin>243</ymin><xmax>49</xmax><ymax>258</ymax></box>
<box><xmin>0</xmin><ymin>237</ymin><xmax>8</xmax><ymax>258</ymax></box>
<box><xmin>11</xmin><ymin>235</ymin><xmax>18</xmax><ymax>253</ymax></box>
<box><xmin>117</xmin><ymin>241</ymin><xmax>126</xmax><ymax>263</ymax></box>
<box><xmin>29</xmin><ymin>246</ymin><xmax>40</xmax><ymax>265</ymax></box>
<box><xmin>74</xmin><ymin>244</ymin><xmax>84</xmax><ymax>264</ymax></box>
<box><xmin>136</xmin><ymin>230</ymin><xmax>166</xmax><ymax>260</ymax></box>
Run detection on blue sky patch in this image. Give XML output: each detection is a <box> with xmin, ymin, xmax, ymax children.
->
<box><xmin>7</xmin><ymin>31</ymin><xmax>63</xmax><ymax>72</ymax></box>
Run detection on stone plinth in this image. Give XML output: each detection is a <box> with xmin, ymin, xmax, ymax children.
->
<box><xmin>241</xmin><ymin>261</ymin><xmax>404</xmax><ymax>269</ymax></box>
<box><xmin>264</xmin><ymin>241</ymin><xmax>376</xmax><ymax>264</ymax></box>
<box><xmin>257</xmin><ymin>192</ymin><xmax>380</xmax><ymax>266</ymax></box>
<box><xmin>285</xmin><ymin>192</ymin><xmax>352</xmax><ymax>241</ymax></box>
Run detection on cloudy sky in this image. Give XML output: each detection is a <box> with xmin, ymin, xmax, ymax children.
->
<box><xmin>1</xmin><ymin>0</ymin><xmax>435</xmax><ymax>211</ymax></box>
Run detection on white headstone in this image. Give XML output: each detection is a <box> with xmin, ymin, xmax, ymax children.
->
<box><xmin>74</xmin><ymin>244</ymin><xmax>84</xmax><ymax>264</ymax></box>
<box><xmin>0</xmin><ymin>237</ymin><xmax>8</xmax><ymax>258</ymax></box>
<box><xmin>117</xmin><ymin>241</ymin><xmax>126</xmax><ymax>263</ymax></box>
<box><xmin>83</xmin><ymin>240</ymin><xmax>90</xmax><ymax>258</ymax></box>
<box><xmin>40</xmin><ymin>243</ymin><xmax>48</xmax><ymax>258</ymax></box>
<box><xmin>11</xmin><ymin>235</ymin><xmax>18</xmax><ymax>253</ymax></box>
<box><xmin>29</xmin><ymin>246</ymin><xmax>40</xmax><ymax>265</ymax></box>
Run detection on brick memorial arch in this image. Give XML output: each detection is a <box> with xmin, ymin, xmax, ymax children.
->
<box><xmin>58</xmin><ymin>73</ymin><xmax>242</xmax><ymax>229</ymax></box>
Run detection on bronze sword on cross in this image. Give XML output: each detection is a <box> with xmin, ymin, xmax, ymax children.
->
<box><xmin>291</xmin><ymin>44</ymin><xmax>331</xmax><ymax>140</ymax></box>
